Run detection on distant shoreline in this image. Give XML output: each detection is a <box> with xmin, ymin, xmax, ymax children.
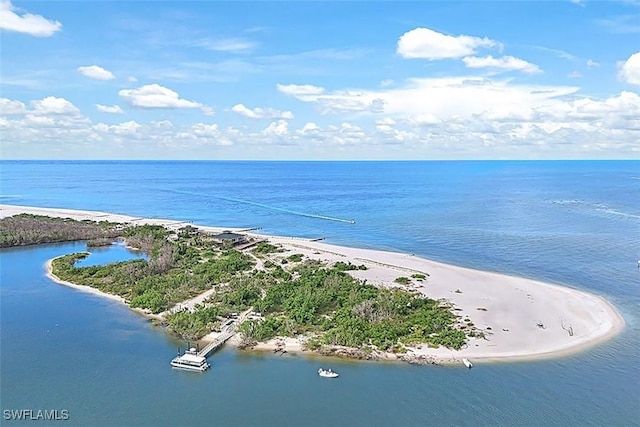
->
<box><xmin>2</xmin><ymin>203</ymin><xmax>625</xmax><ymax>365</ymax></box>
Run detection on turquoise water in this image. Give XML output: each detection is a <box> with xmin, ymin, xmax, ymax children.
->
<box><xmin>1</xmin><ymin>161</ymin><xmax>639</xmax><ymax>426</ymax></box>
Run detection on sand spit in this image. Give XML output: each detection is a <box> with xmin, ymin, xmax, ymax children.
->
<box><xmin>2</xmin><ymin>204</ymin><xmax>624</xmax><ymax>364</ymax></box>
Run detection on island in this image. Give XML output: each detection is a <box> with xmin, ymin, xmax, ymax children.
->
<box><xmin>0</xmin><ymin>204</ymin><xmax>624</xmax><ymax>365</ymax></box>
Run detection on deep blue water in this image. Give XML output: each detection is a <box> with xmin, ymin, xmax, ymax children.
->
<box><xmin>1</xmin><ymin>160</ymin><xmax>639</xmax><ymax>426</ymax></box>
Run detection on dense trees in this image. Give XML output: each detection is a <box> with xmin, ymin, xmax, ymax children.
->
<box><xmin>0</xmin><ymin>214</ymin><xmax>120</xmax><ymax>247</ymax></box>
<box><xmin>220</xmin><ymin>260</ymin><xmax>468</xmax><ymax>351</ymax></box>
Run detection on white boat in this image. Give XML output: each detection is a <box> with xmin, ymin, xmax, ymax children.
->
<box><xmin>462</xmin><ymin>358</ymin><xmax>473</xmax><ymax>369</ymax></box>
<box><xmin>318</xmin><ymin>368</ymin><xmax>339</xmax><ymax>378</ymax></box>
<box><xmin>171</xmin><ymin>348</ymin><xmax>210</xmax><ymax>372</ymax></box>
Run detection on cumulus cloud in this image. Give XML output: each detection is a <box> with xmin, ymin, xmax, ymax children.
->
<box><xmin>263</xmin><ymin>120</ymin><xmax>289</xmax><ymax>136</ymax></box>
<box><xmin>618</xmin><ymin>52</ymin><xmax>640</xmax><ymax>86</ymax></box>
<box><xmin>1</xmin><ymin>96</ymin><xmax>80</xmax><ymax>116</ymax></box>
<box><xmin>31</xmin><ymin>96</ymin><xmax>80</xmax><ymax>115</ymax></box>
<box><xmin>297</xmin><ymin>122</ymin><xmax>320</xmax><ymax>135</ymax></box>
<box><xmin>119</xmin><ymin>84</ymin><xmax>203</xmax><ymax>109</ymax></box>
<box><xmin>96</xmin><ymin>104</ymin><xmax>124</xmax><ymax>114</ymax></box>
<box><xmin>462</xmin><ymin>55</ymin><xmax>542</xmax><ymax>74</ymax></box>
<box><xmin>0</xmin><ymin>0</ymin><xmax>61</xmax><ymax>37</ymax></box>
<box><xmin>178</xmin><ymin>123</ymin><xmax>233</xmax><ymax>146</ymax></box>
<box><xmin>0</xmin><ymin>98</ymin><xmax>27</xmax><ymax>114</ymax></box>
<box><xmin>231</xmin><ymin>103</ymin><xmax>294</xmax><ymax>119</ymax></box>
<box><xmin>78</xmin><ymin>65</ymin><xmax>116</xmax><ymax>80</ymax></box>
<box><xmin>397</xmin><ymin>27</ymin><xmax>497</xmax><ymax>60</ymax></box>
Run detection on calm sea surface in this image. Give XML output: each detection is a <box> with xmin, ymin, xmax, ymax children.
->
<box><xmin>1</xmin><ymin>161</ymin><xmax>639</xmax><ymax>426</ymax></box>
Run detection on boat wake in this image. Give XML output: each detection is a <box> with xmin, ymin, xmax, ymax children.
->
<box><xmin>551</xmin><ymin>199</ymin><xmax>640</xmax><ymax>220</ymax></box>
<box><xmin>158</xmin><ymin>188</ymin><xmax>356</xmax><ymax>224</ymax></box>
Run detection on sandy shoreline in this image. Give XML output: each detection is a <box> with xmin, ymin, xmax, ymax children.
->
<box><xmin>3</xmin><ymin>203</ymin><xmax>625</xmax><ymax>364</ymax></box>
<box><xmin>45</xmin><ymin>257</ymin><xmax>163</xmax><ymax>320</ymax></box>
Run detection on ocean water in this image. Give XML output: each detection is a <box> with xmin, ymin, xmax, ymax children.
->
<box><xmin>1</xmin><ymin>160</ymin><xmax>639</xmax><ymax>426</ymax></box>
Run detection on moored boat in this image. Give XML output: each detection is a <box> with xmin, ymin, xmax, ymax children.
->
<box><xmin>462</xmin><ymin>358</ymin><xmax>473</xmax><ymax>369</ymax></box>
<box><xmin>171</xmin><ymin>348</ymin><xmax>210</xmax><ymax>372</ymax></box>
<box><xmin>318</xmin><ymin>368</ymin><xmax>339</xmax><ymax>378</ymax></box>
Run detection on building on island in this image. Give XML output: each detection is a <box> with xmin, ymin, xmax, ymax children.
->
<box><xmin>212</xmin><ymin>231</ymin><xmax>248</xmax><ymax>246</ymax></box>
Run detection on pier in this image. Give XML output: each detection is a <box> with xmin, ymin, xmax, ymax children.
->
<box><xmin>197</xmin><ymin>329</ymin><xmax>235</xmax><ymax>358</ymax></box>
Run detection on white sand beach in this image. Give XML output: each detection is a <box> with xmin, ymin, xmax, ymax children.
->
<box><xmin>2</xmin><ymin>204</ymin><xmax>624</xmax><ymax>363</ymax></box>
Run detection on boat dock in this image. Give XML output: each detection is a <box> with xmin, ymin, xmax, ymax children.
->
<box><xmin>197</xmin><ymin>329</ymin><xmax>235</xmax><ymax>358</ymax></box>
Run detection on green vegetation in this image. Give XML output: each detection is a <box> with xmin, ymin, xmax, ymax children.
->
<box><xmin>334</xmin><ymin>261</ymin><xmax>367</xmax><ymax>271</ymax></box>
<box><xmin>234</xmin><ymin>261</ymin><xmax>467</xmax><ymax>351</ymax></box>
<box><xmin>0</xmin><ymin>214</ymin><xmax>119</xmax><ymax>247</ymax></box>
<box><xmin>50</xmin><ymin>221</ymin><xmax>255</xmax><ymax>317</ymax></box>
<box><xmin>252</xmin><ymin>242</ymin><xmax>283</xmax><ymax>254</ymax></box>
<box><xmin>165</xmin><ymin>305</ymin><xmax>221</xmax><ymax>340</ymax></box>
<box><xmin>7</xmin><ymin>214</ymin><xmax>474</xmax><ymax>354</ymax></box>
<box><xmin>287</xmin><ymin>253</ymin><xmax>304</xmax><ymax>262</ymax></box>
<box><xmin>411</xmin><ymin>273</ymin><xmax>427</xmax><ymax>280</ymax></box>
<box><xmin>394</xmin><ymin>276</ymin><xmax>411</xmax><ymax>285</ymax></box>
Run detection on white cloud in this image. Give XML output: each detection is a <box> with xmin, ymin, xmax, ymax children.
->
<box><xmin>375</xmin><ymin>117</ymin><xmax>397</xmax><ymax>132</ymax></box>
<box><xmin>263</xmin><ymin>120</ymin><xmax>289</xmax><ymax>136</ymax></box>
<box><xmin>0</xmin><ymin>96</ymin><xmax>80</xmax><ymax>117</ymax></box>
<box><xmin>408</xmin><ymin>113</ymin><xmax>441</xmax><ymax>126</ymax></box>
<box><xmin>96</xmin><ymin>104</ymin><xmax>124</xmax><ymax>114</ymax></box>
<box><xmin>179</xmin><ymin>123</ymin><xmax>233</xmax><ymax>146</ymax></box>
<box><xmin>586</xmin><ymin>59</ymin><xmax>600</xmax><ymax>68</ymax></box>
<box><xmin>31</xmin><ymin>96</ymin><xmax>80</xmax><ymax>115</ymax></box>
<box><xmin>78</xmin><ymin>65</ymin><xmax>116</xmax><ymax>80</ymax></box>
<box><xmin>191</xmin><ymin>123</ymin><xmax>220</xmax><ymax>137</ymax></box>
<box><xmin>297</xmin><ymin>122</ymin><xmax>320</xmax><ymax>135</ymax></box>
<box><xmin>280</xmin><ymin>76</ymin><xmax>579</xmax><ymax>118</ymax></box>
<box><xmin>201</xmin><ymin>106</ymin><xmax>215</xmax><ymax>117</ymax></box>
<box><xmin>0</xmin><ymin>0</ymin><xmax>61</xmax><ymax>37</ymax></box>
<box><xmin>462</xmin><ymin>55</ymin><xmax>542</xmax><ymax>74</ymax></box>
<box><xmin>618</xmin><ymin>52</ymin><xmax>640</xmax><ymax>86</ymax></box>
<box><xmin>0</xmin><ymin>98</ymin><xmax>27</xmax><ymax>114</ymax></box>
<box><xmin>119</xmin><ymin>84</ymin><xmax>203</xmax><ymax>109</ymax></box>
<box><xmin>231</xmin><ymin>103</ymin><xmax>294</xmax><ymax>119</ymax></box>
<box><xmin>276</xmin><ymin>83</ymin><xmax>325</xmax><ymax>97</ymax></box>
<box><xmin>568</xmin><ymin>71</ymin><xmax>583</xmax><ymax>78</ymax></box>
<box><xmin>396</xmin><ymin>27</ymin><xmax>497</xmax><ymax>60</ymax></box>
<box><xmin>94</xmin><ymin>121</ymin><xmax>142</xmax><ymax>135</ymax></box>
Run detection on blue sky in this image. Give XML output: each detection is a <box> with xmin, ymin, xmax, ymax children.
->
<box><xmin>1</xmin><ymin>0</ymin><xmax>639</xmax><ymax>159</ymax></box>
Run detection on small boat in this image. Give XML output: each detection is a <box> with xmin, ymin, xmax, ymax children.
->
<box><xmin>318</xmin><ymin>368</ymin><xmax>339</xmax><ymax>378</ymax></box>
<box><xmin>462</xmin><ymin>358</ymin><xmax>473</xmax><ymax>369</ymax></box>
<box><xmin>171</xmin><ymin>348</ymin><xmax>210</xmax><ymax>372</ymax></box>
